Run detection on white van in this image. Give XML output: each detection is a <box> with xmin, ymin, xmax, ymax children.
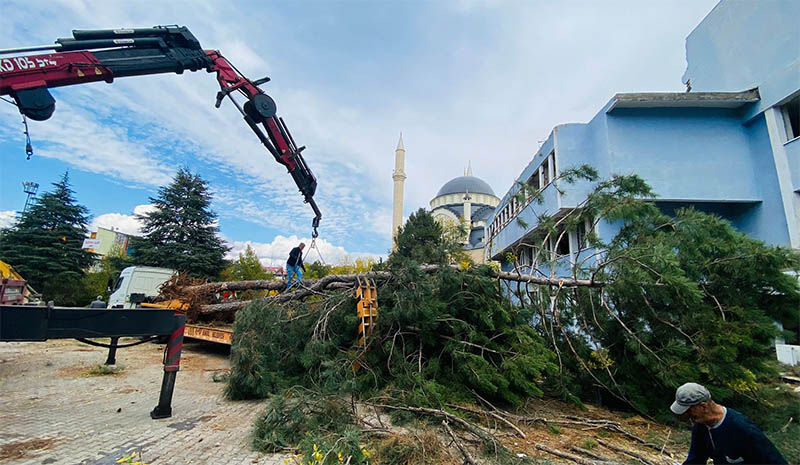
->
<box><xmin>108</xmin><ymin>266</ymin><xmax>176</xmax><ymax>308</ymax></box>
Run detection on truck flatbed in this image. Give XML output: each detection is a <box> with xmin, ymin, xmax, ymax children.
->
<box><xmin>184</xmin><ymin>323</ymin><xmax>233</xmax><ymax>345</ymax></box>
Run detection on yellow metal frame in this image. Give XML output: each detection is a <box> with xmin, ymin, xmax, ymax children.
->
<box><xmin>0</xmin><ymin>259</ymin><xmax>25</xmax><ymax>281</ymax></box>
<box><xmin>356</xmin><ymin>276</ymin><xmax>378</xmax><ymax>348</ymax></box>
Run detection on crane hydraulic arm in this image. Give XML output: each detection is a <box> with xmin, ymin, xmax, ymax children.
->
<box><xmin>0</xmin><ymin>25</ymin><xmax>321</xmax><ymax>237</ymax></box>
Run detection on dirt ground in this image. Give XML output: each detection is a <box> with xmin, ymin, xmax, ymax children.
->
<box><xmin>503</xmin><ymin>397</ymin><xmax>690</xmax><ymax>464</ymax></box>
<box><xmin>0</xmin><ymin>336</ymin><xmax>694</xmax><ymax>465</ymax></box>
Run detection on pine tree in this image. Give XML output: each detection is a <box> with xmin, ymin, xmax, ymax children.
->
<box><xmin>503</xmin><ymin>169</ymin><xmax>800</xmax><ymax>417</ymax></box>
<box><xmin>577</xmin><ymin>206</ymin><xmax>800</xmax><ymax>414</ymax></box>
<box><xmin>131</xmin><ymin>168</ymin><xmax>229</xmax><ymax>278</ymax></box>
<box><xmin>391</xmin><ymin>208</ymin><xmax>462</xmax><ymax>265</ymax></box>
<box><xmin>0</xmin><ymin>172</ymin><xmax>95</xmax><ymax>304</ymax></box>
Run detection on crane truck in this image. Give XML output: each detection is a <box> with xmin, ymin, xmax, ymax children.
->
<box><xmin>0</xmin><ymin>25</ymin><xmax>323</xmax><ymax>418</ymax></box>
<box><xmin>0</xmin><ymin>25</ymin><xmax>321</xmax><ymax>237</ymax></box>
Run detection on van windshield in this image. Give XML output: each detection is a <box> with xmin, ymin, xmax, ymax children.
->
<box><xmin>114</xmin><ymin>277</ymin><xmax>125</xmax><ymax>291</ymax></box>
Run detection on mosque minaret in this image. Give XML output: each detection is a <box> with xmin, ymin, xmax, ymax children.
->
<box><xmin>391</xmin><ymin>133</ymin><xmax>406</xmax><ymax>247</ymax></box>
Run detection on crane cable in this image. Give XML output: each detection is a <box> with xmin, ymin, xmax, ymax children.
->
<box><xmin>303</xmin><ymin>237</ymin><xmax>326</xmax><ymax>266</ymax></box>
<box><xmin>0</xmin><ymin>96</ymin><xmax>34</xmax><ymax>159</ymax></box>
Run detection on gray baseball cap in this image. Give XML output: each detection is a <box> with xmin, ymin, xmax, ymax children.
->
<box><xmin>670</xmin><ymin>382</ymin><xmax>711</xmax><ymax>414</ymax></box>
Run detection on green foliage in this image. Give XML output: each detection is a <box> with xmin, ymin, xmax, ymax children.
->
<box><xmin>234</xmin><ymin>266</ymin><xmax>556</xmax><ymax>463</ymax></box>
<box><xmin>221</xmin><ymin>245</ymin><xmax>271</xmax><ymax>281</ymax></box>
<box><xmin>252</xmin><ymin>390</ymin><xmax>369</xmax><ymax>465</ymax></box>
<box><xmin>580</xmin><ymin>438</ymin><xmax>597</xmax><ymax>450</ymax></box>
<box><xmin>509</xmin><ymin>170</ymin><xmax>800</xmax><ymax>420</ymax></box>
<box><xmin>238</xmin><ymin>166</ymin><xmax>800</xmax><ymax>461</ymax></box>
<box><xmin>546</xmin><ymin>424</ymin><xmax>561</xmax><ymax>435</ymax></box>
<box><xmin>734</xmin><ymin>381</ymin><xmax>800</xmax><ymax>464</ymax></box>
<box><xmin>131</xmin><ymin>168</ymin><xmax>228</xmax><ymax>278</ymax></box>
<box><xmin>226</xmin><ymin>301</ymin><xmax>318</xmax><ymax>400</ymax></box>
<box><xmin>373</xmin><ymin>265</ymin><xmax>557</xmax><ymax>406</ymax></box>
<box><xmin>220</xmin><ymin>245</ymin><xmax>273</xmax><ymax>299</ymax></box>
<box><xmin>0</xmin><ymin>172</ymin><xmax>96</xmax><ymax>305</ymax></box>
<box><xmin>577</xmin><ymin>206</ymin><xmax>799</xmax><ymax>414</ymax></box>
<box><xmin>504</xmin><ymin>167</ymin><xmax>800</xmax><ymax>420</ymax></box>
<box><xmin>390</xmin><ymin>208</ymin><xmax>460</xmax><ymax>266</ymax></box>
<box><xmin>82</xmin><ymin>243</ymin><xmax>132</xmax><ymax>302</ymax></box>
<box><xmin>252</xmin><ymin>390</ymin><xmax>348</xmax><ymax>451</ymax></box>
<box><xmin>330</xmin><ymin>256</ymin><xmax>378</xmax><ymax>275</ymax></box>
<box><xmin>43</xmin><ymin>271</ymin><xmax>95</xmax><ymax>307</ymax></box>
<box><xmin>305</xmin><ymin>261</ymin><xmax>332</xmax><ymax>279</ymax></box>
<box><xmin>86</xmin><ymin>364</ymin><xmax>124</xmax><ymax>376</ymax></box>
<box><xmin>229</xmin><ymin>265</ymin><xmax>557</xmax><ymax>408</ymax></box>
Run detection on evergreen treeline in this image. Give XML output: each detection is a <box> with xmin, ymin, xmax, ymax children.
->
<box><xmin>0</xmin><ymin>169</ymin><xmax>229</xmax><ymax>305</ymax></box>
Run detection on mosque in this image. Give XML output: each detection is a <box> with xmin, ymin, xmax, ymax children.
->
<box><xmin>391</xmin><ymin>135</ymin><xmax>499</xmax><ymax>263</ymax></box>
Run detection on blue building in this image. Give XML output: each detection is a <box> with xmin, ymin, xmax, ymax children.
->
<box><xmin>487</xmin><ymin>0</ymin><xmax>800</xmax><ymax>272</ymax></box>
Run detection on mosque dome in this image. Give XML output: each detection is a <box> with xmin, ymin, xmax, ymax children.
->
<box><xmin>436</xmin><ymin>176</ymin><xmax>496</xmax><ymax>197</ymax></box>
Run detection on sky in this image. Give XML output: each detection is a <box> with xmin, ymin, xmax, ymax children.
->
<box><xmin>0</xmin><ymin>0</ymin><xmax>719</xmax><ymax>266</ymax></box>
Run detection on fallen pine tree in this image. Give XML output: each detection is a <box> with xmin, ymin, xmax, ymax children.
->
<box><xmin>222</xmin><ymin>260</ymin><xmax>700</xmax><ymax>464</ymax></box>
<box><xmin>175</xmin><ymin>172</ymin><xmax>800</xmax><ymax>463</ymax></box>
<box><xmin>226</xmin><ymin>262</ymin><xmax>567</xmax><ymax>464</ymax></box>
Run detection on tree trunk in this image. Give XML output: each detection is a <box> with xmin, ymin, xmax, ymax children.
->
<box><xmin>189</xmin><ymin>266</ymin><xmax>605</xmax><ymax>315</ymax></box>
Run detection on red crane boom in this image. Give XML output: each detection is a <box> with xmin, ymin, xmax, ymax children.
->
<box><xmin>0</xmin><ymin>26</ymin><xmax>321</xmax><ymax>237</ymax></box>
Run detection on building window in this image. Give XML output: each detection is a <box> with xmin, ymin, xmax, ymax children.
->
<box><xmin>552</xmin><ymin>233</ymin><xmax>570</xmax><ymax>257</ymax></box>
<box><xmin>575</xmin><ymin>218</ymin><xmax>590</xmax><ymax>251</ymax></box>
<box><xmin>782</xmin><ymin>95</ymin><xmax>800</xmax><ymax>141</ymax></box>
<box><xmin>519</xmin><ymin>246</ymin><xmax>535</xmax><ymax>268</ymax></box>
<box><xmin>528</xmin><ymin>171</ymin><xmax>541</xmax><ymax>191</ymax></box>
<box><xmin>550</xmin><ymin>150</ymin><xmax>557</xmax><ymax>178</ymax></box>
<box><xmin>541</xmin><ymin>157</ymin><xmax>550</xmax><ymax>186</ymax></box>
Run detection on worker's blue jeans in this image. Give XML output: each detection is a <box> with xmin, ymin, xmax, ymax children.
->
<box><xmin>286</xmin><ymin>264</ymin><xmax>302</xmax><ymax>290</ymax></box>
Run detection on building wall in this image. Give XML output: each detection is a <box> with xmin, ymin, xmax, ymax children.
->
<box><xmin>737</xmin><ymin>115</ymin><xmax>793</xmax><ymax>246</ymax></box>
<box><xmin>464</xmin><ymin>247</ymin><xmax>485</xmax><ymax>265</ymax></box>
<box><xmin>88</xmin><ymin>227</ymin><xmax>131</xmax><ymax>257</ymax></box>
<box><xmin>487</xmin><ymin>103</ymin><xmax>789</xmax><ymax>259</ymax></box>
<box><xmin>682</xmin><ymin>0</ymin><xmax>800</xmax><ymax>97</ymax></box>
<box><xmin>605</xmin><ymin>107</ymin><xmax>761</xmax><ymax>200</ymax></box>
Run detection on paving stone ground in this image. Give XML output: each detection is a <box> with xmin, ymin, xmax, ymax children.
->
<box><xmin>0</xmin><ymin>338</ymin><xmax>287</xmax><ymax>465</ymax></box>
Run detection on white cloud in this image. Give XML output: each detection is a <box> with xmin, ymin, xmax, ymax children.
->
<box><xmin>0</xmin><ymin>211</ymin><xmax>17</xmax><ymax>229</ymax></box>
<box><xmin>21</xmin><ymin>102</ymin><xmax>176</xmax><ymax>188</ymax></box>
<box><xmin>89</xmin><ymin>204</ymin><xmax>157</xmax><ymax>236</ymax></box>
<box><xmin>226</xmin><ymin>235</ymin><xmax>384</xmax><ymax>268</ymax></box>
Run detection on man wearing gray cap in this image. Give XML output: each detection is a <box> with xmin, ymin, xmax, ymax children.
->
<box><xmin>671</xmin><ymin>382</ymin><xmax>786</xmax><ymax>464</ymax></box>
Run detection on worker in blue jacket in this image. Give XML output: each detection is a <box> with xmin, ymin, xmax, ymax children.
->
<box><xmin>286</xmin><ymin>242</ymin><xmax>306</xmax><ymax>290</ymax></box>
<box><xmin>670</xmin><ymin>382</ymin><xmax>787</xmax><ymax>464</ymax></box>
